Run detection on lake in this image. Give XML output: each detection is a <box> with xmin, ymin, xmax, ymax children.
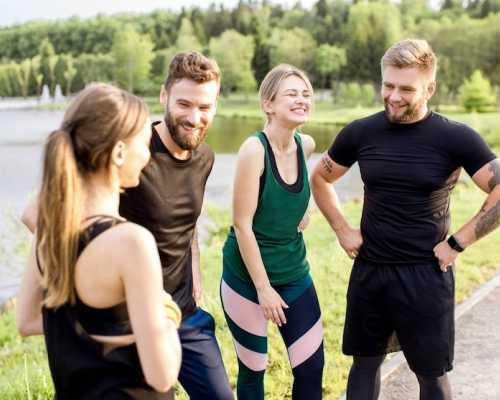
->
<box><xmin>0</xmin><ymin>109</ymin><xmax>362</xmax><ymax>305</ymax></box>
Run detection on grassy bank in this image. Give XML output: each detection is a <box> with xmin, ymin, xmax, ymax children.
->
<box><xmin>1</xmin><ymin>177</ymin><xmax>499</xmax><ymax>399</ymax></box>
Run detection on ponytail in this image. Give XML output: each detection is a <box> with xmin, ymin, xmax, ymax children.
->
<box><xmin>37</xmin><ymin>129</ymin><xmax>83</xmax><ymax>308</ymax></box>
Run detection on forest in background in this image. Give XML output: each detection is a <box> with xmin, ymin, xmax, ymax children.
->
<box><xmin>0</xmin><ymin>0</ymin><xmax>499</xmax><ymax>110</ymax></box>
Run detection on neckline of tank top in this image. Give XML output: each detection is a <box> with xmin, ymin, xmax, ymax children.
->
<box><xmin>260</xmin><ymin>131</ymin><xmax>303</xmax><ymax>189</ymax></box>
<box><xmin>151</xmin><ymin>121</ymin><xmax>195</xmax><ymax>164</ymax></box>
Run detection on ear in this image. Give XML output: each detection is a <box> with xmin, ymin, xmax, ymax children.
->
<box><xmin>160</xmin><ymin>85</ymin><xmax>168</xmax><ymax>106</ymax></box>
<box><xmin>426</xmin><ymin>80</ymin><xmax>436</xmax><ymax>100</ymax></box>
<box><xmin>262</xmin><ymin>99</ymin><xmax>274</xmax><ymax>115</ymax></box>
<box><xmin>111</xmin><ymin>140</ymin><xmax>126</xmax><ymax>168</ymax></box>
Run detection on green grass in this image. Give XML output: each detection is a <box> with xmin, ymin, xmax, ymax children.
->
<box><xmin>1</xmin><ymin>178</ymin><xmax>499</xmax><ymax>399</ymax></box>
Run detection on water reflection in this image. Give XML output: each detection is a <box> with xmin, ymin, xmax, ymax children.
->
<box><xmin>207</xmin><ymin>116</ymin><xmax>341</xmax><ymax>153</ymax></box>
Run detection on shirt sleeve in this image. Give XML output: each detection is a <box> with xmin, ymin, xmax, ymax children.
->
<box><xmin>451</xmin><ymin>124</ymin><xmax>497</xmax><ymax>177</ymax></box>
<box><xmin>327</xmin><ymin>121</ymin><xmax>360</xmax><ymax>167</ymax></box>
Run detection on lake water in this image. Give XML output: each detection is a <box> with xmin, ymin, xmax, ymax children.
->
<box><xmin>0</xmin><ymin>109</ymin><xmax>362</xmax><ymax>305</ymax></box>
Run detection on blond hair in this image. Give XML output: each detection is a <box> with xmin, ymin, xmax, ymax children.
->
<box><xmin>164</xmin><ymin>51</ymin><xmax>220</xmax><ymax>92</ymax></box>
<box><xmin>259</xmin><ymin>64</ymin><xmax>313</xmax><ymax>122</ymax></box>
<box><xmin>381</xmin><ymin>39</ymin><xmax>437</xmax><ymax>80</ymax></box>
<box><xmin>37</xmin><ymin>83</ymin><xmax>149</xmax><ymax>308</ymax></box>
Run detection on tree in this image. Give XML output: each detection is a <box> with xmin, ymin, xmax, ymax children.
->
<box><xmin>18</xmin><ymin>59</ymin><xmax>31</xmax><ymax>97</ymax></box>
<box><xmin>39</xmin><ymin>38</ymin><xmax>56</xmax><ymax>94</ymax></box>
<box><xmin>175</xmin><ymin>18</ymin><xmax>203</xmax><ymax>52</ymax></box>
<box><xmin>267</xmin><ymin>28</ymin><xmax>316</xmax><ymax>73</ymax></box>
<box><xmin>314</xmin><ymin>44</ymin><xmax>346</xmax><ymax>88</ymax></box>
<box><xmin>31</xmin><ymin>55</ymin><xmax>43</xmax><ymax>96</ymax></box>
<box><xmin>112</xmin><ymin>25</ymin><xmax>154</xmax><ymax>93</ymax></box>
<box><xmin>344</xmin><ymin>2</ymin><xmax>402</xmax><ymax>82</ymax></box>
<box><xmin>209</xmin><ymin>30</ymin><xmax>256</xmax><ymax>93</ymax></box>
<box><xmin>55</xmin><ymin>54</ymin><xmax>77</xmax><ymax>95</ymax></box>
<box><xmin>459</xmin><ymin>70</ymin><xmax>496</xmax><ymax>112</ymax></box>
<box><xmin>73</xmin><ymin>53</ymin><xmax>114</xmax><ymax>91</ymax></box>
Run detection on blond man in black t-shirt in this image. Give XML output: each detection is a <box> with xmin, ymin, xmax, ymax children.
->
<box><xmin>312</xmin><ymin>39</ymin><xmax>500</xmax><ymax>400</ymax></box>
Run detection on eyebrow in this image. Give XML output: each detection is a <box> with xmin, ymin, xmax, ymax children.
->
<box><xmin>176</xmin><ymin>99</ymin><xmax>215</xmax><ymax>109</ymax></box>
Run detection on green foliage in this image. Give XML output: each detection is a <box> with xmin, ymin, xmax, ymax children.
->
<box><xmin>0</xmin><ymin>0</ymin><xmax>499</xmax><ymax>95</ymax></box>
<box><xmin>267</xmin><ymin>28</ymin><xmax>316</xmax><ymax>73</ymax></box>
<box><xmin>459</xmin><ymin>70</ymin><xmax>496</xmax><ymax>112</ymax></box>
<box><xmin>335</xmin><ymin>82</ymin><xmax>376</xmax><ymax>107</ymax></box>
<box><xmin>175</xmin><ymin>18</ymin><xmax>203</xmax><ymax>52</ymax></box>
<box><xmin>209</xmin><ymin>30</ymin><xmax>256</xmax><ymax>93</ymax></box>
<box><xmin>18</xmin><ymin>59</ymin><xmax>31</xmax><ymax>97</ymax></box>
<box><xmin>72</xmin><ymin>53</ymin><xmax>114</xmax><ymax>92</ymax></box>
<box><xmin>314</xmin><ymin>44</ymin><xmax>346</xmax><ymax>88</ymax></box>
<box><xmin>111</xmin><ymin>25</ymin><xmax>154</xmax><ymax>93</ymax></box>
<box><xmin>344</xmin><ymin>2</ymin><xmax>403</xmax><ymax>82</ymax></box>
<box><xmin>0</xmin><ymin>63</ymin><xmax>21</xmax><ymax>97</ymax></box>
<box><xmin>38</xmin><ymin>38</ymin><xmax>56</xmax><ymax>95</ymax></box>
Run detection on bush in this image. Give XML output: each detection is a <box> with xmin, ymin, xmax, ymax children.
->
<box><xmin>458</xmin><ymin>70</ymin><xmax>496</xmax><ymax>112</ymax></box>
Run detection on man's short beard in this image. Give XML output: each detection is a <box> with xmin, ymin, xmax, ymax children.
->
<box><xmin>164</xmin><ymin>110</ymin><xmax>207</xmax><ymax>151</ymax></box>
<box><xmin>384</xmin><ymin>98</ymin><xmax>425</xmax><ymax>124</ymax></box>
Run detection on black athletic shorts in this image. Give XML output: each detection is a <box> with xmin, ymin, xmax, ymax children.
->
<box><xmin>342</xmin><ymin>258</ymin><xmax>455</xmax><ymax>377</ymax></box>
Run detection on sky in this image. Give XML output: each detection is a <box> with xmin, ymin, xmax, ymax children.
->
<box><xmin>0</xmin><ymin>0</ymin><xmax>316</xmax><ymax>28</ymax></box>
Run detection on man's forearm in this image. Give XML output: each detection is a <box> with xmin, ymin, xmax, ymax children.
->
<box><xmin>454</xmin><ymin>185</ymin><xmax>500</xmax><ymax>248</ymax></box>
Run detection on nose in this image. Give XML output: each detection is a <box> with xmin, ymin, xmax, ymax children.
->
<box><xmin>186</xmin><ymin>108</ymin><xmax>201</xmax><ymax>126</ymax></box>
<box><xmin>389</xmin><ymin>89</ymin><xmax>402</xmax><ymax>102</ymax></box>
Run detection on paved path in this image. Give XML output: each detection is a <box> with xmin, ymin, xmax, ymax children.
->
<box><xmin>378</xmin><ymin>274</ymin><xmax>500</xmax><ymax>400</ymax></box>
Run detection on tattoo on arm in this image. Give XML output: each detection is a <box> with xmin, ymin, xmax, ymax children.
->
<box><xmin>487</xmin><ymin>159</ymin><xmax>500</xmax><ymax>192</ymax></box>
<box><xmin>474</xmin><ymin>200</ymin><xmax>500</xmax><ymax>240</ymax></box>
<box><xmin>321</xmin><ymin>154</ymin><xmax>333</xmax><ymax>174</ymax></box>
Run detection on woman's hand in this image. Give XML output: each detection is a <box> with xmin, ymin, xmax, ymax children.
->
<box><xmin>256</xmin><ymin>285</ymin><xmax>289</xmax><ymax>327</ymax></box>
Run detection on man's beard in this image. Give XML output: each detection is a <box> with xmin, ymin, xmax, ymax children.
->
<box><xmin>384</xmin><ymin>97</ymin><xmax>426</xmax><ymax>124</ymax></box>
<box><xmin>164</xmin><ymin>111</ymin><xmax>208</xmax><ymax>150</ymax></box>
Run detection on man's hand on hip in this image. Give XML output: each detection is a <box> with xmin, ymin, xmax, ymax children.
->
<box><xmin>433</xmin><ymin>240</ymin><xmax>458</xmax><ymax>272</ymax></box>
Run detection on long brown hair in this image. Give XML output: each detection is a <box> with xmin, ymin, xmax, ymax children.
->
<box><xmin>37</xmin><ymin>83</ymin><xmax>149</xmax><ymax>308</ymax></box>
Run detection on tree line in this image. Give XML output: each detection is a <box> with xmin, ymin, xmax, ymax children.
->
<box><xmin>0</xmin><ymin>0</ymin><xmax>498</xmax><ymax>110</ymax></box>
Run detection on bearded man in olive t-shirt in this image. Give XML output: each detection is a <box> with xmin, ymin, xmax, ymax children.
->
<box><xmin>120</xmin><ymin>52</ymin><xmax>233</xmax><ymax>400</ymax></box>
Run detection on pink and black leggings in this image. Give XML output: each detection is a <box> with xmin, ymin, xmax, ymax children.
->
<box><xmin>220</xmin><ymin>268</ymin><xmax>324</xmax><ymax>400</ymax></box>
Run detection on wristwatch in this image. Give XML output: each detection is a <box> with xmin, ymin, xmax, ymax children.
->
<box><xmin>447</xmin><ymin>234</ymin><xmax>465</xmax><ymax>252</ymax></box>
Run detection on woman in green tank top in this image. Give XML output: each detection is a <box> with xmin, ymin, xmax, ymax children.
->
<box><xmin>221</xmin><ymin>65</ymin><xmax>325</xmax><ymax>399</ymax></box>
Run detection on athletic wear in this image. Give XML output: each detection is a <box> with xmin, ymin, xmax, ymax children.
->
<box><xmin>177</xmin><ymin>308</ymin><xmax>234</xmax><ymax>400</ymax></box>
<box><xmin>346</xmin><ymin>355</ymin><xmax>385</xmax><ymax>400</ymax></box>
<box><xmin>120</xmin><ymin>122</ymin><xmax>232</xmax><ymax>398</ymax></box>
<box><xmin>41</xmin><ymin>216</ymin><xmax>173</xmax><ymax>399</ymax></box>
<box><xmin>327</xmin><ymin>111</ymin><xmax>496</xmax><ymax>377</ymax></box>
<box><xmin>120</xmin><ymin>121</ymin><xmax>214</xmax><ymax>318</ymax></box>
<box><xmin>222</xmin><ymin>132</ymin><xmax>323</xmax><ymax>399</ymax></box>
<box><xmin>221</xmin><ymin>268</ymin><xmax>324</xmax><ymax>400</ymax></box>
<box><xmin>343</xmin><ymin>259</ymin><xmax>455</xmax><ymax>377</ymax></box>
<box><xmin>328</xmin><ymin>111</ymin><xmax>496</xmax><ymax>264</ymax></box>
<box><xmin>223</xmin><ymin>132</ymin><xmax>310</xmax><ymax>285</ymax></box>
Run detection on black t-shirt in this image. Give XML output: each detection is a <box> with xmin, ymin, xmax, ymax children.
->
<box><xmin>328</xmin><ymin>111</ymin><xmax>496</xmax><ymax>264</ymax></box>
<box><xmin>120</xmin><ymin>122</ymin><xmax>214</xmax><ymax>317</ymax></box>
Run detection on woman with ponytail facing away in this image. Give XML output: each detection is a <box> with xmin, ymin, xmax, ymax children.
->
<box><xmin>16</xmin><ymin>83</ymin><xmax>182</xmax><ymax>399</ymax></box>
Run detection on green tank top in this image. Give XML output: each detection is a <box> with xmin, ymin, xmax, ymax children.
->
<box><xmin>223</xmin><ymin>131</ymin><xmax>310</xmax><ymax>285</ymax></box>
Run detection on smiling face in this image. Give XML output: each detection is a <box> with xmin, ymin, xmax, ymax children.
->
<box><xmin>161</xmin><ymin>78</ymin><xmax>218</xmax><ymax>151</ymax></box>
<box><xmin>263</xmin><ymin>75</ymin><xmax>313</xmax><ymax>127</ymax></box>
<box><xmin>381</xmin><ymin>65</ymin><xmax>435</xmax><ymax>124</ymax></box>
